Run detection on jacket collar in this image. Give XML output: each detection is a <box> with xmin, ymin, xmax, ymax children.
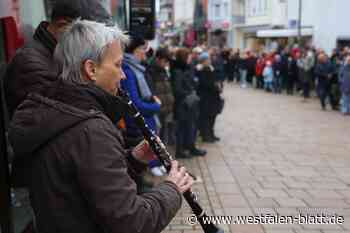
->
<box><xmin>33</xmin><ymin>21</ymin><xmax>57</xmax><ymax>55</ymax></box>
<box><xmin>45</xmin><ymin>80</ymin><xmax>126</xmax><ymax>124</ymax></box>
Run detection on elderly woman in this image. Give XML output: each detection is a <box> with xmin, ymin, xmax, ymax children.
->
<box><xmin>196</xmin><ymin>52</ymin><xmax>222</xmax><ymax>142</ymax></box>
<box><xmin>8</xmin><ymin>20</ymin><xmax>193</xmax><ymax>233</ymax></box>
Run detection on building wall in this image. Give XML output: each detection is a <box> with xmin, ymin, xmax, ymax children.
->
<box><xmin>270</xmin><ymin>0</ymin><xmax>287</xmax><ymax>27</ymax></box>
<box><xmin>245</xmin><ymin>0</ymin><xmax>287</xmax><ymax>26</ymax></box>
<box><xmin>245</xmin><ymin>0</ymin><xmax>270</xmax><ymax>26</ymax></box>
<box><xmin>288</xmin><ymin>0</ymin><xmax>350</xmax><ymax>54</ymax></box>
<box><xmin>173</xmin><ymin>0</ymin><xmax>194</xmax><ymax>26</ymax></box>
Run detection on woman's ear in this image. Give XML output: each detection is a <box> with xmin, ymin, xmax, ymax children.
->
<box><xmin>83</xmin><ymin>59</ymin><xmax>97</xmax><ymax>82</ymax></box>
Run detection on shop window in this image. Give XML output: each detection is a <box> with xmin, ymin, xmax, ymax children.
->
<box><xmin>223</xmin><ymin>2</ymin><xmax>228</xmax><ymax>18</ymax></box>
<box><xmin>214</xmin><ymin>3</ymin><xmax>220</xmax><ymax>18</ymax></box>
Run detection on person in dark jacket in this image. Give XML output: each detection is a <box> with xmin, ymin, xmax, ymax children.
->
<box><xmin>273</xmin><ymin>54</ymin><xmax>283</xmax><ymax>94</ymax></box>
<box><xmin>196</xmin><ymin>52</ymin><xmax>222</xmax><ymax>142</ymax></box>
<box><xmin>4</xmin><ymin>0</ymin><xmax>112</xmax><ymax>118</ymax></box>
<box><xmin>9</xmin><ymin>20</ymin><xmax>193</xmax><ymax>233</ymax></box>
<box><xmin>246</xmin><ymin>51</ymin><xmax>257</xmax><ymax>85</ymax></box>
<box><xmin>227</xmin><ymin>49</ymin><xmax>239</xmax><ymax>83</ymax></box>
<box><xmin>145</xmin><ymin>48</ymin><xmax>175</xmax><ymax>145</ymax></box>
<box><xmin>210</xmin><ymin>47</ymin><xmax>226</xmax><ymax>83</ymax></box>
<box><xmin>171</xmin><ymin>48</ymin><xmax>206</xmax><ymax>158</ymax></box>
<box><xmin>315</xmin><ymin>53</ymin><xmax>336</xmax><ymax>110</ymax></box>
<box><xmin>286</xmin><ymin>53</ymin><xmax>298</xmax><ymax>95</ymax></box>
<box><xmin>239</xmin><ymin>52</ymin><xmax>249</xmax><ymax>88</ymax></box>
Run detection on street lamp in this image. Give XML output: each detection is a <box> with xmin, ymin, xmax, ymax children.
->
<box><xmin>298</xmin><ymin>0</ymin><xmax>302</xmax><ymax>44</ymax></box>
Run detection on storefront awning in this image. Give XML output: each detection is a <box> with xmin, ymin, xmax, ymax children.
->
<box><xmin>257</xmin><ymin>28</ymin><xmax>314</xmax><ymax>38</ymax></box>
<box><xmin>235</xmin><ymin>25</ymin><xmax>271</xmax><ymax>34</ymax></box>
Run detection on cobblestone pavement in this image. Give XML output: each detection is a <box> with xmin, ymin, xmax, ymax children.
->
<box><xmin>162</xmin><ymin>83</ymin><xmax>350</xmax><ymax>233</ymax></box>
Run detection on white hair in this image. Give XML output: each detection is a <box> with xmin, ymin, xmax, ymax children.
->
<box><xmin>54</xmin><ymin>19</ymin><xmax>129</xmax><ymax>83</ymax></box>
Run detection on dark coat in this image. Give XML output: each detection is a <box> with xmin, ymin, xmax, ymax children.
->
<box><xmin>212</xmin><ymin>55</ymin><xmax>225</xmax><ymax>81</ymax></box>
<box><xmin>238</xmin><ymin>57</ymin><xmax>248</xmax><ymax>70</ymax></box>
<box><xmin>246</xmin><ymin>56</ymin><xmax>257</xmax><ymax>77</ymax></box>
<box><xmin>4</xmin><ymin>22</ymin><xmax>59</xmax><ymax>118</ymax></box>
<box><xmin>197</xmin><ymin>65</ymin><xmax>222</xmax><ymax>116</ymax></box>
<box><xmin>339</xmin><ymin>65</ymin><xmax>350</xmax><ymax>94</ymax></box>
<box><xmin>287</xmin><ymin>58</ymin><xmax>298</xmax><ymax>80</ymax></box>
<box><xmin>171</xmin><ymin>60</ymin><xmax>195</xmax><ymax>121</ymax></box>
<box><xmin>273</xmin><ymin>61</ymin><xmax>283</xmax><ymax>77</ymax></box>
<box><xmin>315</xmin><ymin>61</ymin><xmax>335</xmax><ymax>87</ymax></box>
<box><xmin>8</xmin><ymin>81</ymin><xmax>182</xmax><ymax>233</ymax></box>
<box><xmin>146</xmin><ymin>62</ymin><xmax>175</xmax><ymax>119</ymax></box>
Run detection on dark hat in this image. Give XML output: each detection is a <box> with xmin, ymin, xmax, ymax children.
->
<box><xmin>125</xmin><ymin>32</ymin><xmax>146</xmax><ymax>54</ymax></box>
<box><xmin>51</xmin><ymin>0</ymin><xmax>112</xmax><ymax>24</ymax></box>
<box><xmin>155</xmin><ymin>48</ymin><xmax>171</xmax><ymax>61</ymax></box>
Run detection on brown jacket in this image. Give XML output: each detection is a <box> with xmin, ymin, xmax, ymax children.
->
<box><xmin>4</xmin><ymin>22</ymin><xmax>59</xmax><ymax>118</ymax></box>
<box><xmin>9</xmin><ymin>82</ymin><xmax>182</xmax><ymax>233</ymax></box>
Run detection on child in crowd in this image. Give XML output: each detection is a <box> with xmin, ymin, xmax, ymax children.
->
<box><xmin>263</xmin><ymin>61</ymin><xmax>274</xmax><ymax>92</ymax></box>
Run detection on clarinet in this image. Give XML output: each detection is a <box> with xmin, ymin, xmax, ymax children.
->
<box><xmin>117</xmin><ymin>88</ymin><xmax>224</xmax><ymax>233</ymax></box>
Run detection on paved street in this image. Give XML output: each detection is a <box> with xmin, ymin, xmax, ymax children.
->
<box><xmin>163</xmin><ymin>83</ymin><xmax>350</xmax><ymax>233</ymax></box>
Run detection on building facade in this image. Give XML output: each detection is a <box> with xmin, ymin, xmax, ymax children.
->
<box><xmin>231</xmin><ymin>0</ymin><xmax>350</xmax><ymax>54</ymax></box>
<box><xmin>286</xmin><ymin>0</ymin><xmax>350</xmax><ymax>54</ymax></box>
<box><xmin>172</xmin><ymin>0</ymin><xmax>195</xmax><ymax>46</ymax></box>
<box><xmin>231</xmin><ymin>0</ymin><xmax>288</xmax><ymax>51</ymax></box>
<box><xmin>207</xmin><ymin>0</ymin><xmax>232</xmax><ymax>47</ymax></box>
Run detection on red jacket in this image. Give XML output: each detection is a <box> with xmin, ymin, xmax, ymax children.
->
<box><xmin>255</xmin><ymin>58</ymin><xmax>266</xmax><ymax>76</ymax></box>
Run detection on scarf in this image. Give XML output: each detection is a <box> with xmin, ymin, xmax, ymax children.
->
<box><xmin>123</xmin><ymin>54</ymin><xmax>152</xmax><ymax>101</ymax></box>
<box><xmin>123</xmin><ymin>54</ymin><xmax>161</xmax><ymax>130</ymax></box>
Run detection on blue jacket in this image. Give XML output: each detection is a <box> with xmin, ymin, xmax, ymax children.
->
<box><xmin>339</xmin><ymin>64</ymin><xmax>350</xmax><ymax>95</ymax></box>
<box><xmin>121</xmin><ymin>63</ymin><xmax>160</xmax><ymax>137</ymax></box>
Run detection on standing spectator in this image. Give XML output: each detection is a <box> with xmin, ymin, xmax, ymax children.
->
<box><xmin>263</xmin><ymin>61</ymin><xmax>274</xmax><ymax>92</ymax></box>
<box><xmin>239</xmin><ymin>52</ymin><xmax>248</xmax><ymax>88</ymax></box>
<box><xmin>330</xmin><ymin>52</ymin><xmax>342</xmax><ymax>110</ymax></box>
<box><xmin>121</xmin><ymin>35</ymin><xmax>161</xmax><ymax>143</ymax></box>
<box><xmin>171</xmin><ymin>48</ymin><xmax>206</xmax><ymax>158</ymax></box>
<box><xmin>122</xmin><ymin>35</ymin><xmax>168</xmax><ymax>181</ymax></box>
<box><xmin>222</xmin><ymin>48</ymin><xmax>231</xmax><ymax>82</ymax></box>
<box><xmin>297</xmin><ymin>50</ymin><xmax>315</xmax><ymax>101</ymax></box>
<box><xmin>255</xmin><ymin>53</ymin><xmax>266</xmax><ymax>89</ymax></box>
<box><xmin>339</xmin><ymin>55</ymin><xmax>350</xmax><ymax>115</ymax></box>
<box><xmin>315</xmin><ymin>53</ymin><xmax>336</xmax><ymax>110</ymax></box>
<box><xmin>280</xmin><ymin>48</ymin><xmax>290</xmax><ymax>92</ymax></box>
<box><xmin>273</xmin><ymin>54</ymin><xmax>283</xmax><ymax>93</ymax></box>
<box><xmin>286</xmin><ymin>53</ymin><xmax>298</xmax><ymax>95</ymax></box>
<box><xmin>246</xmin><ymin>51</ymin><xmax>257</xmax><ymax>86</ymax></box>
<box><xmin>196</xmin><ymin>52</ymin><xmax>222</xmax><ymax>143</ymax></box>
<box><xmin>211</xmin><ymin>47</ymin><xmax>226</xmax><ymax>83</ymax></box>
<box><xmin>227</xmin><ymin>49</ymin><xmax>238</xmax><ymax>83</ymax></box>
<box><xmin>146</xmin><ymin>48</ymin><xmax>175</xmax><ymax>145</ymax></box>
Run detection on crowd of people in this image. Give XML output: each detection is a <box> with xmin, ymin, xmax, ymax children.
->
<box><xmin>207</xmin><ymin>44</ymin><xmax>350</xmax><ymax>115</ymax></box>
<box><xmin>120</xmin><ymin>40</ymin><xmax>226</xmax><ymax>164</ymax></box>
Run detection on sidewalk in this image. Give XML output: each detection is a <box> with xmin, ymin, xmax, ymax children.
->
<box><xmin>163</xmin><ymin>84</ymin><xmax>350</xmax><ymax>233</ymax></box>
